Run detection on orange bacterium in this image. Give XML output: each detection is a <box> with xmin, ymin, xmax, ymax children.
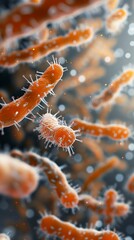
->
<box><xmin>72</xmin><ymin>118</ymin><xmax>130</xmax><ymax>141</ymax></box>
<box><xmin>23</xmin><ymin>152</ymin><xmax>79</xmax><ymax>208</ymax></box>
<box><xmin>36</xmin><ymin>112</ymin><xmax>80</xmax><ymax>155</ymax></box>
<box><xmin>92</xmin><ymin>69</ymin><xmax>134</xmax><ymax>108</ymax></box>
<box><xmin>0</xmin><ymin>153</ymin><xmax>39</xmax><ymax>198</ymax></box>
<box><xmin>0</xmin><ymin>27</ymin><xmax>93</xmax><ymax>68</ymax></box>
<box><xmin>126</xmin><ymin>173</ymin><xmax>134</xmax><ymax>193</ymax></box>
<box><xmin>0</xmin><ymin>62</ymin><xmax>63</xmax><ymax>132</ymax></box>
<box><xmin>40</xmin><ymin>214</ymin><xmax>121</xmax><ymax>240</ymax></box>
<box><xmin>106</xmin><ymin>6</ymin><xmax>129</xmax><ymax>33</ymax></box>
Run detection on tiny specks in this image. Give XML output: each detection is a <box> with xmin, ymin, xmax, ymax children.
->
<box><xmin>21</xmin><ymin>25</ymin><xmax>33</xmax><ymax>33</ymax></box>
<box><xmin>48</xmin><ymin>6</ymin><xmax>57</xmax><ymax>15</ymax></box>
<box><xmin>15</xmin><ymin>111</ymin><xmax>19</xmax><ymax>116</ymax></box>
<box><xmin>30</xmin><ymin>19</ymin><xmax>38</xmax><ymax>27</ymax></box>
<box><xmin>23</xmin><ymin>103</ymin><xmax>28</xmax><ymax>107</ymax></box>
<box><xmin>20</xmin><ymin>6</ymin><xmax>33</xmax><ymax>15</ymax></box>
<box><xmin>12</xmin><ymin>14</ymin><xmax>21</xmax><ymax>22</ymax></box>
<box><xmin>5</xmin><ymin>24</ymin><xmax>13</xmax><ymax>37</ymax></box>
<box><xmin>58</xmin><ymin>3</ymin><xmax>71</xmax><ymax>13</ymax></box>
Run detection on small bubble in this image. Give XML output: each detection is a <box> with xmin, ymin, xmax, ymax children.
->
<box><xmin>115</xmin><ymin>48</ymin><xmax>124</xmax><ymax>58</ymax></box>
<box><xmin>58</xmin><ymin>104</ymin><xmax>65</xmax><ymax>111</ymax></box>
<box><xmin>125</xmin><ymin>151</ymin><xmax>133</xmax><ymax>160</ymax></box>
<box><xmin>78</xmin><ymin>75</ymin><xmax>85</xmax><ymax>83</ymax></box>
<box><xmin>59</xmin><ymin>57</ymin><xmax>66</xmax><ymax>64</ymax></box>
<box><xmin>130</xmin><ymin>41</ymin><xmax>134</xmax><ymax>46</ymax></box>
<box><xmin>74</xmin><ymin>154</ymin><xmax>82</xmax><ymax>163</ymax></box>
<box><xmin>129</xmin><ymin>143</ymin><xmax>134</xmax><ymax>151</ymax></box>
<box><xmin>125</xmin><ymin>52</ymin><xmax>131</xmax><ymax>59</ymax></box>
<box><xmin>86</xmin><ymin>166</ymin><xmax>94</xmax><ymax>173</ymax></box>
<box><xmin>26</xmin><ymin>209</ymin><xmax>34</xmax><ymax>218</ymax></box>
<box><xmin>115</xmin><ymin>173</ymin><xmax>124</xmax><ymax>182</ymax></box>
<box><xmin>70</xmin><ymin>69</ymin><xmax>77</xmax><ymax>76</ymax></box>
<box><xmin>95</xmin><ymin>220</ymin><xmax>103</xmax><ymax>228</ymax></box>
<box><xmin>104</xmin><ymin>56</ymin><xmax>111</xmax><ymax>63</ymax></box>
<box><xmin>128</xmin><ymin>23</ymin><xmax>134</xmax><ymax>35</ymax></box>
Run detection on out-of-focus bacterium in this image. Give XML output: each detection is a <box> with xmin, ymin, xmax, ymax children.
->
<box><xmin>23</xmin><ymin>152</ymin><xmax>79</xmax><ymax>208</ymax></box>
<box><xmin>72</xmin><ymin>118</ymin><xmax>130</xmax><ymax>141</ymax></box>
<box><xmin>40</xmin><ymin>214</ymin><xmax>121</xmax><ymax>240</ymax></box>
<box><xmin>126</xmin><ymin>173</ymin><xmax>134</xmax><ymax>193</ymax></box>
<box><xmin>92</xmin><ymin>69</ymin><xmax>134</xmax><ymax>108</ymax></box>
<box><xmin>0</xmin><ymin>0</ymin><xmax>102</xmax><ymax>46</ymax></box>
<box><xmin>0</xmin><ymin>62</ymin><xmax>63</xmax><ymax>132</ymax></box>
<box><xmin>0</xmin><ymin>153</ymin><xmax>39</xmax><ymax>198</ymax></box>
<box><xmin>36</xmin><ymin>112</ymin><xmax>80</xmax><ymax>155</ymax></box>
<box><xmin>79</xmin><ymin>188</ymin><xmax>130</xmax><ymax>225</ymax></box>
<box><xmin>82</xmin><ymin>156</ymin><xmax>126</xmax><ymax>191</ymax></box>
<box><xmin>106</xmin><ymin>6</ymin><xmax>129</xmax><ymax>33</ymax></box>
<box><xmin>104</xmin><ymin>189</ymin><xmax>130</xmax><ymax>224</ymax></box>
<box><xmin>106</xmin><ymin>0</ymin><xmax>119</xmax><ymax>12</ymax></box>
<box><xmin>0</xmin><ymin>234</ymin><xmax>10</xmax><ymax>240</ymax></box>
<box><xmin>0</xmin><ymin>27</ymin><xmax>93</xmax><ymax>68</ymax></box>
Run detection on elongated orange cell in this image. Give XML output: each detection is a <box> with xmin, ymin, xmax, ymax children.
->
<box><xmin>79</xmin><ymin>194</ymin><xmax>104</xmax><ymax>214</ymax></box>
<box><xmin>82</xmin><ymin>156</ymin><xmax>123</xmax><ymax>191</ymax></box>
<box><xmin>104</xmin><ymin>189</ymin><xmax>130</xmax><ymax>224</ymax></box>
<box><xmin>24</xmin><ymin>152</ymin><xmax>79</xmax><ymax>208</ymax></box>
<box><xmin>0</xmin><ymin>153</ymin><xmax>39</xmax><ymax>198</ymax></box>
<box><xmin>0</xmin><ymin>0</ymin><xmax>101</xmax><ymax>46</ymax></box>
<box><xmin>126</xmin><ymin>173</ymin><xmax>134</xmax><ymax>193</ymax></box>
<box><xmin>40</xmin><ymin>215</ymin><xmax>120</xmax><ymax>240</ymax></box>
<box><xmin>72</xmin><ymin>118</ymin><xmax>130</xmax><ymax>140</ymax></box>
<box><xmin>0</xmin><ymin>63</ymin><xmax>63</xmax><ymax>130</ymax></box>
<box><xmin>79</xmin><ymin>189</ymin><xmax>130</xmax><ymax>224</ymax></box>
<box><xmin>0</xmin><ymin>28</ymin><xmax>93</xmax><ymax>68</ymax></box>
<box><xmin>104</xmin><ymin>189</ymin><xmax>118</xmax><ymax>224</ymax></box>
<box><xmin>92</xmin><ymin>69</ymin><xmax>134</xmax><ymax>108</ymax></box>
<box><xmin>106</xmin><ymin>7</ymin><xmax>128</xmax><ymax>33</ymax></box>
<box><xmin>106</xmin><ymin>0</ymin><xmax>119</xmax><ymax>12</ymax></box>
<box><xmin>0</xmin><ymin>234</ymin><xmax>10</xmax><ymax>240</ymax></box>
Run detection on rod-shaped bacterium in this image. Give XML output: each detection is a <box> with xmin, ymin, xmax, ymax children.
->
<box><xmin>92</xmin><ymin>69</ymin><xmax>134</xmax><ymax>108</ymax></box>
<box><xmin>24</xmin><ymin>152</ymin><xmax>79</xmax><ymax>208</ymax></box>
<box><xmin>40</xmin><ymin>214</ymin><xmax>121</xmax><ymax>240</ymax></box>
<box><xmin>0</xmin><ymin>63</ymin><xmax>63</xmax><ymax>130</ymax></box>
<box><xmin>72</xmin><ymin>118</ymin><xmax>130</xmax><ymax>141</ymax></box>
<box><xmin>0</xmin><ymin>28</ymin><xmax>93</xmax><ymax>68</ymax></box>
